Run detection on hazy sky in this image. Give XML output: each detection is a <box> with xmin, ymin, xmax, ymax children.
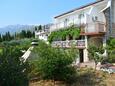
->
<box><xmin>0</xmin><ymin>0</ymin><xmax>95</xmax><ymax>27</ymax></box>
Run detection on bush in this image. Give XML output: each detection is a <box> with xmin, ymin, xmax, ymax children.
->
<box><xmin>31</xmin><ymin>41</ymin><xmax>78</xmax><ymax>83</ymax></box>
<box><xmin>48</xmin><ymin>25</ymin><xmax>80</xmax><ymax>43</ymax></box>
<box><xmin>0</xmin><ymin>47</ymin><xmax>29</xmax><ymax>86</ymax></box>
<box><xmin>107</xmin><ymin>38</ymin><xmax>115</xmax><ymax>63</ymax></box>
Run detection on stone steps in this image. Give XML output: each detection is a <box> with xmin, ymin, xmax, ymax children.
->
<box><xmin>79</xmin><ymin>61</ymin><xmax>95</xmax><ymax>68</ymax></box>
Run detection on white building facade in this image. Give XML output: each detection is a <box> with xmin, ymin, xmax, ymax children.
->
<box><xmin>35</xmin><ymin>24</ymin><xmax>52</xmax><ymax>41</ymax></box>
<box><xmin>50</xmin><ymin>0</ymin><xmax>115</xmax><ymax>63</ymax></box>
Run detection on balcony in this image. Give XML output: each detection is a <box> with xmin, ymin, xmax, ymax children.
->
<box><xmin>81</xmin><ymin>22</ymin><xmax>106</xmax><ymax>35</ymax></box>
<box><xmin>35</xmin><ymin>30</ymin><xmax>49</xmax><ymax>35</ymax></box>
<box><xmin>50</xmin><ymin>21</ymin><xmax>86</xmax><ymax>32</ymax></box>
<box><xmin>50</xmin><ymin>22</ymin><xmax>69</xmax><ymax>32</ymax></box>
<box><xmin>50</xmin><ymin>21</ymin><xmax>106</xmax><ymax>35</ymax></box>
<box><xmin>52</xmin><ymin>40</ymin><xmax>85</xmax><ymax>48</ymax></box>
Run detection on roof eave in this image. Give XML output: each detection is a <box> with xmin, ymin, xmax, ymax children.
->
<box><xmin>54</xmin><ymin>0</ymin><xmax>104</xmax><ymax>19</ymax></box>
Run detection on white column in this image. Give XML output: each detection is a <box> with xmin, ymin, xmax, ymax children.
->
<box><xmin>83</xmin><ymin>35</ymin><xmax>89</xmax><ymax>62</ymax></box>
<box><xmin>103</xmin><ymin>36</ymin><xmax>107</xmax><ymax>57</ymax></box>
<box><xmin>103</xmin><ymin>36</ymin><xmax>106</xmax><ymax>48</ymax></box>
<box><xmin>75</xmin><ymin>55</ymin><xmax>80</xmax><ymax>65</ymax></box>
<box><xmin>35</xmin><ymin>31</ymin><xmax>37</xmax><ymax>39</ymax></box>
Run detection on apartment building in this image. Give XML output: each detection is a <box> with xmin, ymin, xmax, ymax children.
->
<box><xmin>35</xmin><ymin>24</ymin><xmax>52</xmax><ymax>41</ymax></box>
<box><xmin>50</xmin><ymin>0</ymin><xmax>115</xmax><ymax>63</ymax></box>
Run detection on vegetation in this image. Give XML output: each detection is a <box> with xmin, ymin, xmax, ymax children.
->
<box><xmin>0</xmin><ymin>47</ymin><xmax>29</xmax><ymax>86</ymax></box>
<box><xmin>30</xmin><ymin>68</ymin><xmax>113</xmax><ymax>86</ymax></box>
<box><xmin>48</xmin><ymin>25</ymin><xmax>80</xmax><ymax>43</ymax></box>
<box><xmin>35</xmin><ymin>25</ymin><xmax>42</xmax><ymax>31</ymax></box>
<box><xmin>0</xmin><ymin>30</ymin><xmax>36</xmax><ymax>86</ymax></box>
<box><xmin>0</xmin><ymin>25</ymin><xmax>114</xmax><ymax>86</ymax></box>
<box><xmin>0</xmin><ymin>38</ymin><xmax>32</xmax><ymax>51</ymax></box>
<box><xmin>29</xmin><ymin>41</ymin><xmax>78</xmax><ymax>83</ymax></box>
<box><xmin>88</xmin><ymin>37</ymin><xmax>115</xmax><ymax>68</ymax></box>
<box><xmin>88</xmin><ymin>45</ymin><xmax>105</xmax><ymax>69</ymax></box>
<box><xmin>0</xmin><ymin>29</ymin><xmax>35</xmax><ymax>42</ymax></box>
<box><xmin>107</xmin><ymin>37</ymin><xmax>115</xmax><ymax>63</ymax></box>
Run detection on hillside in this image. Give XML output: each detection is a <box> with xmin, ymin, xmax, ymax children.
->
<box><xmin>0</xmin><ymin>24</ymin><xmax>35</xmax><ymax>35</ymax></box>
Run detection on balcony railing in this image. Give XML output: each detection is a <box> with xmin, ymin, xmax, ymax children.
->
<box><xmin>35</xmin><ymin>30</ymin><xmax>49</xmax><ymax>35</ymax></box>
<box><xmin>50</xmin><ymin>22</ymin><xmax>69</xmax><ymax>32</ymax></box>
<box><xmin>52</xmin><ymin>40</ymin><xmax>85</xmax><ymax>48</ymax></box>
<box><xmin>50</xmin><ymin>21</ymin><xmax>106</xmax><ymax>34</ymax></box>
<box><xmin>86</xmin><ymin>22</ymin><xmax>106</xmax><ymax>33</ymax></box>
<box><xmin>50</xmin><ymin>21</ymin><xmax>86</xmax><ymax>32</ymax></box>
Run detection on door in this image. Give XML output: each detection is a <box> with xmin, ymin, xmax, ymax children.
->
<box><xmin>79</xmin><ymin>49</ymin><xmax>84</xmax><ymax>63</ymax></box>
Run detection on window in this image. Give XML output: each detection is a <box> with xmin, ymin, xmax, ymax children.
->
<box><xmin>78</xmin><ymin>14</ymin><xmax>84</xmax><ymax>19</ymax></box>
<box><xmin>64</xmin><ymin>18</ymin><xmax>69</xmax><ymax>27</ymax></box>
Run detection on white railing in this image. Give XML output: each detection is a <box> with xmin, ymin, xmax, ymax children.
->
<box><xmin>35</xmin><ymin>30</ymin><xmax>49</xmax><ymax>35</ymax></box>
<box><xmin>50</xmin><ymin>22</ymin><xmax>68</xmax><ymax>32</ymax></box>
<box><xmin>50</xmin><ymin>20</ymin><xmax>86</xmax><ymax>32</ymax></box>
<box><xmin>86</xmin><ymin>22</ymin><xmax>106</xmax><ymax>33</ymax></box>
<box><xmin>50</xmin><ymin>20</ymin><xmax>106</xmax><ymax>34</ymax></box>
<box><xmin>52</xmin><ymin>40</ymin><xmax>85</xmax><ymax>48</ymax></box>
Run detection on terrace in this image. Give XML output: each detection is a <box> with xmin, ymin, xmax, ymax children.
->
<box><xmin>50</xmin><ymin>21</ymin><xmax>106</xmax><ymax>35</ymax></box>
<box><xmin>52</xmin><ymin>40</ymin><xmax>85</xmax><ymax>48</ymax></box>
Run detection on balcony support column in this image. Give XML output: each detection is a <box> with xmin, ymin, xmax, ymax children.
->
<box><xmin>83</xmin><ymin>35</ymin><xmax>89</xmax><ymax>62</ymax></box>
<box><xmin>103</xmin><ymin>36</ymin><xmax>107</xmax><ymax>57</ymax></box>
<box><xmin>75</xmin><ymin>57</ymin><xmax>80</xmax><ymax>65</ymax></box>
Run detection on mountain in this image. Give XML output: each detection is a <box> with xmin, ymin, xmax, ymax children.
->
<box><xmin>0</xmin><ymin>24</ymin><xmax>35</xmax><ymax>35</ymax></box>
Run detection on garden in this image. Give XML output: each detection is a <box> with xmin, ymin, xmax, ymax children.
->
<box><xmin>0</xmin><ymin>34</ymin><xmax>114</xmax><ymax>86</ymax></box>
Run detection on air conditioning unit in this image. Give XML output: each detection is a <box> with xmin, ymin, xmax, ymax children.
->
<box><xmin>92</xmin><ymin>16</ymin><xmax>98</xmax><ymax>22</ymax></box>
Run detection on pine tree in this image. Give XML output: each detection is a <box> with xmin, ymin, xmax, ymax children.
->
<box><xmin>26</xmin><ymin>30</ymin><xmax>32</xmax><ymax>38</ymax></box>
<box><xmin>35</xmin><ymin>26</ymin><xmax>38</xmax><ymax>31</ymax></box>
<box><xmin>0</xmin><ymin>34</ymin><xmax>2</xmax><ymax>42</ymax></box>
<box><xmin>20</xmin><ymin>30</ymin><xmax>27</xmax><ymax>38</ymax></box>
<box><xmin>38</xmin><ymin>25</ymin><xmax>42</xmax><ymax>31</ymax></box>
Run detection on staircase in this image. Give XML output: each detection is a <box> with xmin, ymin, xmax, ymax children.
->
<box><xmin>21</xmin><ymin>46</ymin><xmax>34</xmax><ymax>62</ymax></box>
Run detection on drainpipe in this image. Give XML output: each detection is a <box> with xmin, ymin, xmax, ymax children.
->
<box><xmin>110</xmin><ymin>0</ymin><xmax>113</xmax><ymax>37</ymax></box>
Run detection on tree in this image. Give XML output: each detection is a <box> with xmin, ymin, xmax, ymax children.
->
<box><xmin>48</xmin><ymin>25</ymin><xmax>80</xmax><ymax>43</ymax></box>
<box><xmin>88</xmin><ymin>45</ymin><xmax>105</xmax><ymax>70</ymax></box>
<box><xmin>38</xmin><ymin>25</ymin><xmax>42</xmax><ymax>31</ymax></box>
<box><xmin>107</xmin><ymin>38</ymin><xmax>115</xmax><ymax>63</ymax></box>
<box><xmin>0</xmin><ymin>47</ymin><xmax>29</xmax><ymax>86</ymax></box>
<box><xmin>35</xmin><ymin>26</ymin><xmax>38</xmax><ymax>31</ymax></box>
<box><xmin>7</xmin><ymin>31</ymin><xmax>11</xmax><ymax>41</ymax></box>
<box><xmin>20</xmin><ymin>30</ymin><xmax>27</xmax><ymax>38</ymax></box>
<box><xmin>32</xmin><ymin>31</ymin><xmax>35</xmax><ymax>38</ymax></box>
<box><xmin>0</xmin><ymin>34</ymin><xmax>2</xmax><ymax>42</ymax></box>
<box><xmin>31</xmin><ymin>41</ymin><xmax>78</xmax><ymax>83</ymax></box>
<box><xmin>26</xmin><ymin>30</ymin><xmax>32</xmax><ymax>38</ymax></box>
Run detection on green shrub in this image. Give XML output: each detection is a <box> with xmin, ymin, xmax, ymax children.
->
<box><xmin>107</xmin><ymin>38</ymin><xmax>115</xmax><ymax>63</ymax></box>
<box><xmin>31</xmin><ymin>41</ymin><xmax>78</xmax><ymax>82</ymax></box>
<box><xmin>48</xmin><ymin>25</ymin><xmax>80</xmax><ymax>43</ymax></box>
<box><xmin>0</xmin><ymin>47</ymin><xmax>29</xmax><ymax>86</ymax></box>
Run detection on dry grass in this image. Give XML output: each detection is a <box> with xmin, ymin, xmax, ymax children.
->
<box><xmin>104</xmin><ymin>73</ymin><xmax>115</xmax><ymax>86</ymax></box>
<box><xmin>29</xmin><ymin>68</ymin><xmax>115</xmax><ymax>86</ymax></box>
<box><xmin>30</xmin><ymin>80</ymin><xmax>66</xmax><ymax>86</ymax></box>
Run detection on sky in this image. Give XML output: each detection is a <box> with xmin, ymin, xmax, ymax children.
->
<box><xmin>0</xmin><ymin>0</ymin><xmax>96</xmax><ymax>27</ymax></box>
